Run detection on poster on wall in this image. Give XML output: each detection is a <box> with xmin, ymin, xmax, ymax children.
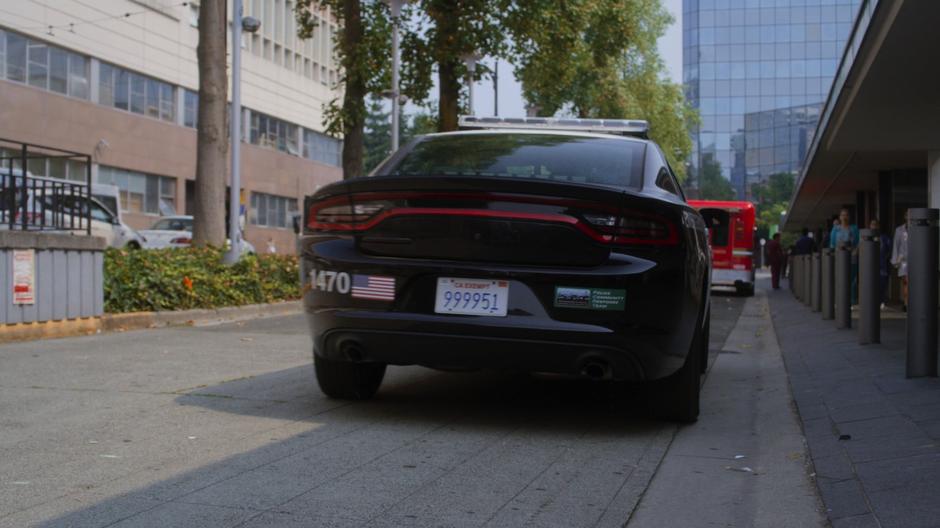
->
<box><xmin>12</xmin><ymin>249</ymin><xmax>35</xmax><ymax>305</ymax></box>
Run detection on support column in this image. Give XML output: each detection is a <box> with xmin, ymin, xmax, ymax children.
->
<box><xmin>907</xmin><ymin>208</ymin><xmax>939</xmax><ymax>378</ymax></box>
<box><xmin>858</xmin><ymin>229</ymin><xmax>880</xmax><ymax>344</ymax></box>
<box><xmin>811</xmin><ymin>251</ymin><xmax>821</xmax><ymax>312</ymax></box>
<box><xmin>928</xmin><ymin>152</ymin><xmax>940</xmax><ymax>211</ymax></box>
<box><xmin>821</xmin><ymin>248</ymin><xmax>834</xmax><ymax>320</ymax></box>
<box><xmin>803</xmin><ymin>254</ymin><xmax>812</xmax><ymax>306</ymax></box>
<box><xmin>835</xmin><ymin>246</ymin><xmax>852</xmax><ymax>329</ymax></box>
<box><xmin>792</xmin><ymin>255</ymin><xmax>803</xmax><ymax>301</ymax></box>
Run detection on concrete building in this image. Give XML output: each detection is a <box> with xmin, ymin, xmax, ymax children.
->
<box><xmin>0</xmin><ymin>0</ymin><xmax>343</xmax><ymax>254</ymax></box>
<box><xmin>683</xmin><ymin>0</ymin><xmax>861</xmax><ymax>199</ymax></box>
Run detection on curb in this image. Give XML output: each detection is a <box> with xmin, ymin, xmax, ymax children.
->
<box><xmin>1</xmin><ymin>301</ymin><xmax>302</xmax><ymax>343</ymax></box>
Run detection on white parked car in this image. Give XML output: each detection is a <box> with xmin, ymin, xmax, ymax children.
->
<box><xmin>0</xmin><ymin>171</ymin><xmax>145</xmax><ymax>249</ymax></box>
<box><xmin>139</xmin><ymin>215</ymin><xmax>255</xmax><ymax>254</ymax></box>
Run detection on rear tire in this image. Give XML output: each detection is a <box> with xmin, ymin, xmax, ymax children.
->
<box><xmin>314</xmin><ymin>354</ymin><xmax>386</xmax><ymax>400</ymax></box>
<box><xmin>650</xmin><ymin>314</ymin><xmax>703</xmax><ymax>423</ymax></box>
<box><xmin>699</xmin><ymin>306</ymin><xmax>711</xmax><ymax>374</ymax></box>
<box><xmin>736</xmin><ymin>283</ymin><xmax>755</xmax><ymax>296</ymax></box>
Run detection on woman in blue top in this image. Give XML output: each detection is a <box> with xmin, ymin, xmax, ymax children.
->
<box><xmin>830</xmin><ymin>208</ymin><xmax>860</xmax><ymax>304</ymax></box>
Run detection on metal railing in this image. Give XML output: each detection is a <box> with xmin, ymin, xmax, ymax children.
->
<box><xmin>0</xmin><ymin>139</ymin><xmax>92</xmax><ymax>235</ymax></box>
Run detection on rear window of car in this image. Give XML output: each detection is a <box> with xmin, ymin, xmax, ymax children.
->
<box><xmin>377</xmin><ymin>133</ymin><xmax>646</xmax><ymax>189</ymax></box>
<box><xmin>151</xmin><ymin>218</ymin><xmax>192</xmax><ymax>231</ymax></box>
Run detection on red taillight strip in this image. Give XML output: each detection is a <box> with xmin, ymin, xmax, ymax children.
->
<box><xmin>345</xmin><ymin>191</ymin><xmax>622</xmax><ymax>214</ymax></box>
<box><xmin>361</xmin><ymin>208</ymin><xmax>615</xmax><ymax>244</ymax></box>
<box><xmin>306</xmin><ymin>192</ymin><xmax>678</xmax><ymax>246</ymax></box>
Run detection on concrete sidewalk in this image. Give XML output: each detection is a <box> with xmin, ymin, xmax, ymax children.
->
<box><xmin>767</xmin><ymin>278</ymin><xmax>940</xmax><ymax>528</ymax></box>
<box><xmin>628</xmin><ymin>289</ymin><xmax>825</xmax><ymax>527</ymax></box>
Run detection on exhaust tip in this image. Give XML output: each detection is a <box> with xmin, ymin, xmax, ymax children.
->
<box><xmin>580</xmin><ymin>359</ymin><xmax>611</xmax><ymax>380</ymax></box>
<box><xmin>339</xmin><ymin>341</ymin><xmax>364</xmax><ymax>362</ymax></box>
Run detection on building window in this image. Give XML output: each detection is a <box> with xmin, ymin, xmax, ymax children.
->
<box><xmin>97</xmin><ymin>61</ymin><xmax>176</xmax><ymax>123</ymax></box>
<box><xmin>97</xmin><ymin>166</ymin><xmax>176</xmax><ymax>215</ymax></box>
<box><xmin>249</xmin><ymin>192</ymin><xmax>297</xmax><ymax>228</ymax></box>
<box><xmin>303</xmin><ymin>129</ymin><xmax>341</xmax><ymax>167</ymax></box>
<box><xmin>0</xmin><ymin>29</ymin><xmax>89</xmax><ymax>99</ymax></box>
<box><xmin>0</xmin><ymin>148</ymin><xmax>87</xmax><ymax>182</ymax></box>
<box><xmin>249</xmin><ymin>111</ymin><xmax>299</xmax><ymax>154</ymax></box>
<box><xmin>183</xmin><ymin>89</ymin><xmax>199</xmax><ymax>128</ymax></box>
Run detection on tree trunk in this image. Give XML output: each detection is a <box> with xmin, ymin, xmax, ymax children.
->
<box><xmin>438</xmin><ymin>58</ymin><xmax>460</xmax><ymax>132</ymax></box>
<box><xmin>340</xmin><ymin>0</ymin><xmax>365</xmax><ymax>179</ymax></box>
<box><xmin>432</xmin><ymin>2</ymin><xmax>460</xmax><ymax>132</ymax></box>
<box><xmin>193</xmin><ymin>0</ymin><xmax>228</xmax><ymax>247</ymax></box>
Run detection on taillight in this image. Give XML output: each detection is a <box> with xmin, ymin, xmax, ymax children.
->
<box><xmin>583</xmin><ymin>212</ymin><xmax>678</xmax><ymax>246</ymax></box>
<box><xmin>305</xmin><ymin>192</ymin><xmax>678</xmax><ymax>245</ymax></box>
<box><xmin>307</xmin><ymin>196</ymin><xmax>395</xmax><ymax>232</ymax></box>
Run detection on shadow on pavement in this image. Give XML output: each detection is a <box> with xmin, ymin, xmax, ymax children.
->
<box><xmin>38</xmin><ymin>364</ymin><xmax>667</xmax><ymax>528</ymax></box>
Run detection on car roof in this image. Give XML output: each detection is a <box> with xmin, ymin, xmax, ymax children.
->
<box><xmin>421</xmin><ymin>128</ymin><xmax>649</xmax><ymax>144</ymax></box>
<box><xmin>155</xmin><ymin>215</ymin><xmax>193</xmax><ymax>221</ymax></box>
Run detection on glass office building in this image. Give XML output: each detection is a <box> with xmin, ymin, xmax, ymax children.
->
<box><xmin>683</xmin><ymin>0</ymin><xmax>861</xmax><ymax>198</ymax></box>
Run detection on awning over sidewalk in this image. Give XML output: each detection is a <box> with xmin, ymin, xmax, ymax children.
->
<box><xmin>785</xmin><ymin>0</ymin><xmax>940</xmax><ymax>229</ymax></box>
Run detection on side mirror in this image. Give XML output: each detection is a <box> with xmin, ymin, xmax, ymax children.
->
<box><xmin>292</xmin><ymin>214</ymin><xmax>301</xmax><ymax>235</ymax></box>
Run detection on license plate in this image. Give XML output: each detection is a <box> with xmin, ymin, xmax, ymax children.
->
<box><xmin>434</xmin><ymin>278</ymin><xmax>508</xmax><ymax>317</ymax></box>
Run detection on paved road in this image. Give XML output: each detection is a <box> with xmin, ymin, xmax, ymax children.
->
<box><xmin>0</xmin><ymin>294</ymin><xmax>789</xmax><ymax>528</ymax></box>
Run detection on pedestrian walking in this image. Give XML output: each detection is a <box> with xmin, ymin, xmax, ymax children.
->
<box><xmin>829</xmin><ymin>208</ymin><xmax>860</xmax><ymax>305</ymax></box>
<box><xmin>767</xmin><ymin>233</ymin><xmax>784</xmax><ymax>289</ymax></box>
<box><xmin>794</xmin><ymin>228</ymin><xmax>816</xmax><ymax>255</ymax></box>
<box><xmin>891</xmin><ymin>209</ymin><xmax>910</xmax><ymax>311</ymax></box>
<box><xmin>869</xmin><ymin>219</ymin><xmax>892</xmax><ymax>309</ymax></box>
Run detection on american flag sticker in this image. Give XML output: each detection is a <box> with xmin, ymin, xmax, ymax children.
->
<box><xmin>351</xmin><ymin>274</ymin><xmax>396</xmax><ymax>301</ymax></box>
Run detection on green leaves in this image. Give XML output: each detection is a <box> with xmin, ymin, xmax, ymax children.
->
<box><xmin>103</xmin><ymin>247</ymin><xmax>300</xmax><ymax>313</ymax></box>
<box><xmin>294</xmin><ymin>0</ymin><xmax>695</xmax><ymax>176</ymax></box>
<box><xmin>503</xmin><ymin>0</ymin><xmax>695</xmax><ymax>180</ymax></box>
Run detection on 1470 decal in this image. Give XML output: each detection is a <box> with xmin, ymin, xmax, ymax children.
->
<box><xmin>309</xmin><ymin>270</ymin><xmax>351</xmax><ymax>294</ymax></box>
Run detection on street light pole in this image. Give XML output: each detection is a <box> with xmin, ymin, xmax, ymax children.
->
<box><xmin>384</xmin><ymin>0</ymin><xmax>405</xmax><ymax>152</ymax></box>
<box><xmin>223</xmin><ymin>0</ymin><xmax>244</xmax><ymax>265</ymax></box>
<box><xmin>223</xmin><ymin>4</ymin><xmax>259</xmax><ymax>265</ymax></box>
<box><xmin>493</xmin><ymin>59</ymin><xmax>498</xmax><ymax>116</ymax></box>
<box><xmin>461</xmin><ymin>52</ymin><xmax>482</xmax><ymax>116</ymax></box>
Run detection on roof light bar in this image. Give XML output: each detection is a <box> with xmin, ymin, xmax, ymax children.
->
<box><xmin>458</xmin><ymin>116</ymin><xmax>649</xmax><ymax>138</ymax></box>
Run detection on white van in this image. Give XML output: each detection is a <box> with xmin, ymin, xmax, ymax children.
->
<box><xmin>0</xmin><ymin>170</ymin><xmax>144</xmax><ymax>248</ymax></box>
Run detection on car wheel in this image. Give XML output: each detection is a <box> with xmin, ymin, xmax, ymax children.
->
<box><xmin>314</xmin><ymin>354</ymin><xmax>386</xmax><ymax>400</ymax></box>
<box><xmin>649</xmin><ymin>314</ymin><xmax>703</xmax><ymax>423</ymax></box>
<box><xmin>126</xmin><ymin>241</ymin><xmax>141</xmax><ymax>250</ymax></box>
<box><xmin>736</xmin><ymin>283</ymin><xmax>755</xmax><ymax>296</ymax></box>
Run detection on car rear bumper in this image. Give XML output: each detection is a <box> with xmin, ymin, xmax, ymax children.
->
<box><xmin>315</xmin><ymin>324</ymin><xmax>647</xmax><ymax>381</ymax></box>
<box><xmin>303</xmin><ymin>237</ymin><xmax>703</xmax><ymax>382</ymax></box>
<box><xmin>711</xmin><ymin>268</ymin><xmax>753</xmax><ymax>286</ymax></box>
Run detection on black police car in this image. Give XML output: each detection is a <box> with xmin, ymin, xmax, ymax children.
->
<box><xmin>300</xmin><ymin>117</ymin><xmax>711</xmax><ymax>421</ymax></box>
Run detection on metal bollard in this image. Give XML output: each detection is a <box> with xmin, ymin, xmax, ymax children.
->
<box><xmin>858</xmin><ymin>229</ymin><xmax>880</xmax><ymax>344</ymax></box>
<box><xmin>835</xmin><ymin>245</ymin><xmax>852</xmax><ymax>329</ymax></box>
<box><xmin>812</xmin><ymin>251</ymin><xmax>821</xmax><ymax>312</ymax></box>
<box><xmin>821</xmin><ymin>248</ymin><xmax>834</xmax><ymax>320</ymax></box>
<box><xmin>793</xmin><ymin>255</ymin><xmax>800</xmax><ymax>300</ymax></box>
<box><xmin>907</xmin><ymin>208</ymin><xmax>939</xmax><ymax>378</ymax></box>
<box><xmin>793</xmin><ymin>254</ymin><xmax>802</xmax><ymax>301</ymax></box>
<box><xmin>803</xmin><ymin>253</ymin><xmax>813</xmax><ymax>306</ymax></box>
<box><xmin>801</xmin><ymin>254</ymin><xmax>808</xmax><ymax>301</ymax></box>
<box><xmin>790</xmin><ymin>253</ymin><xmax>797</xmax><ymax>294</ymax></box>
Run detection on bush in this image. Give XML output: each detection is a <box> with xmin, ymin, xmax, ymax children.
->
<box><xmin>104</xmin><ymin>246</ymin><xmax>301</xmax><ymax>313</ymax></box>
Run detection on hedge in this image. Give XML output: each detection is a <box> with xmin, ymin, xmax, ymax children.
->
<box><xmin>104</xmin><ymin>246</ymin><xmax>301</xmax><ymax>313</ymax></box>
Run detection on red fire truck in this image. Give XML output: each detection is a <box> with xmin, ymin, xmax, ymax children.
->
<box><xmin>688</xmin><ymin>200</ymin><xmax>756</xmax><ymax>296</ymax></box>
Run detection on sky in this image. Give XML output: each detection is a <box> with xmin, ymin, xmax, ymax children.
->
<box><xmin>464</xmin><ymin>0</ymin><xmax>684</xmax><ymax>118</ymax></box>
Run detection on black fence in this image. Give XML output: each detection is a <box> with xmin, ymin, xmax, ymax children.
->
<box><xmin>0</xmin><ymin>139</ymin><xmax>92</xmax><ymax>235</ymax></box>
